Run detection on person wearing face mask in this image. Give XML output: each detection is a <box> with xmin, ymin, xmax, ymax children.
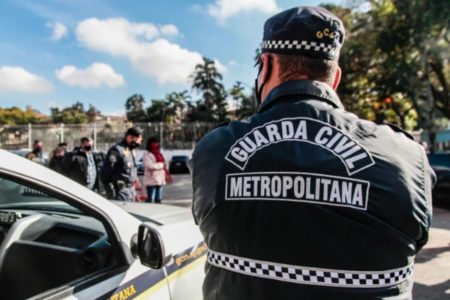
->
<box><xmin>101</xmin><ymin>127</ymin><xmax>143</xmax><ymax>201</ymax></box>
<box><xmin>48</xmin><ymin>146</ymin><xmax>66</xmax><ymax>174</ymax></box>
<box><xmin>25</xmin><ymin>140</ymin><xmax>45</xmax><ymax>165</ymax></box>
<box><xmin>143</xmin><ymin>137</ymin><xmax>172</xmax><ymax>203</ymax></box>
<box><xmin>62</xmin><ymin>137</ymin><xmax>102</xmax><ymax>191</ymax></box>
<box><xmin>189</xmin><ymin>6</ymin><xmax>435</xmax><ymax>300</ymax></box>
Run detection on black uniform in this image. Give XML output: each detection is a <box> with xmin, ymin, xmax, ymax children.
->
<box><xmin>62</xmin><ymin>148</ymin><xmax>104</xmax><ymax>190</ymax></box>
<box><xmin>101</xmin><ymin>141</ymin><xmax>138</xmax><ymax>201</ymax></box>
<box><xmin>190</xmin><ymin>79</ymin><xmax>435</xmax><ymax>300</ymax></box>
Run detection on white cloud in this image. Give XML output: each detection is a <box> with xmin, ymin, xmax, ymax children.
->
<box><xmin>214</xmin><ymin>59</ymin><xmax>227</xmax><ymax>74</ymax></box>
<box><xmin>55</xmin><ymin>63</ymin><xmax>125</xmax><ymax>88</ymax></box>
<box><xmin>46</xmin><ymin>21</ymin><xmax>68</xmax><ymax>41</ymax></box>
<box><xmin>0</xmin><ymin>66</ymin><xmax>54</xmax><ymax>94</ymax></box>
<box><xmin>76</xmin><ymin>18</ymin><xmax>225</xmax><ymax>85</ymax></box>
<box><xmin>208</xmin><ymin>0</ymin><xmax>280</xmax><ymax>23</ymax></box>
<box><xmin>160</xmin><ymin>24</ymin><xmax>179</xmax><ymax>36</ymax></box>
<box><xmin>228</xmin><ymin>60</ymin><xmax>239</xmax><ymax>67</ymax></box>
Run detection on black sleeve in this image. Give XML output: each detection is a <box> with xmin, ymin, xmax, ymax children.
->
<box><xmin>61</xmin><ymin>152</ymin><xmax>74</xmax><ymax>176</ymax></box>
<box><xmin>101</xmin><ymin>148</ymin><xmax>120</xmax><ymax>185</ymax></box>
<box><xmin>415</xmin><ymin>147</ymin><xmax>436</xmax><ymax>252</ymax></box>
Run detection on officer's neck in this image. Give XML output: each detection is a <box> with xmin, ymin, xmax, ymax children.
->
<box><xmin>261</xmin><ymin>75</ymin><xmax>308</xmax><ymax>103</ymax></box>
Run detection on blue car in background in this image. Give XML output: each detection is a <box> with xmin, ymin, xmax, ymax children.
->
<box><xmin>427</xmin><ymin>153</ymin><xmax>450</xmax><ymax>207</ymax></box>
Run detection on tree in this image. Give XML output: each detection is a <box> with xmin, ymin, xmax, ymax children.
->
<box><xmin>86</xmin><ymin>104</ymin><xmax>100</xmax><ymax>123</ymax></box>
<box><xmin>146</xmin><ymin>99</ymin><xmax>166</xmax><ymax>122</ymax></box>
<box><xmin>125</xmin><ymin>94</ymin><xmax>148</xmax><ymax>122</ymax></box>
<box><xmin>50</xmin><ymin>102</ymin><xmax>88</xmax><ymax>124</ymax></box>
<box><xmin>230</xmin><ymin>82</ymin><xmax>255</xmax><ymax>120</ymax></box>
<box><xmin>0</xmin><ymin>106</ymin><xmax>48</xmax><ymax>125</ymax></box>
<box><xmin>165</xmin><ymin>90</ymin><xmax>191</xmax><ymax>123</ymax></box>
<box><xmin>190</xmin><ymin>57</ymin><xmax>228</xmax><ymax>122</ymax></box>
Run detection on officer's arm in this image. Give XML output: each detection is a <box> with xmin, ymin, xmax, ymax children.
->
<box><xmin>415</xmin><ymin>148</ymin><xmax>437</xmax><ymax>252</ymax></box>
<box><xmin>61</xmin><ymin>152</ymin><xmax>73</xmax><ymax>175</ymax></box>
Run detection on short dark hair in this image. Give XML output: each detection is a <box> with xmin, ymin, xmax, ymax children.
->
<box><xmin>126</xmin><ymin>127</ymin><xmax>142</xmax><ymax>137</ymax></box>
<box><xmin>80</xmin><ymin>137</ymin><xmax>90</xmax><ymax>143</ymax></box>
<box><xmin>277</xmin><ymin>54</ymin><xmax>338</xmax><ymax>85</ymax></box>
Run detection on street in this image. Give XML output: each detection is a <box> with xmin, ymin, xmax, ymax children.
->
<box><xmin>163</xmin><ymin>174</ymin><xmax>450</xmax><ymax>299</ymax></box>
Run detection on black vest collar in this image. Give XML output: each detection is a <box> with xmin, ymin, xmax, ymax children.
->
<box><xmin>257</xmin><ymin>80</ymin><xmax>344</xmax><ymax>114</ymax></box>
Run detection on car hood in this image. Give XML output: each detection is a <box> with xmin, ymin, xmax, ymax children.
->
<box><xmin>113</xmin><ymin>201</ymin><xmax>193</xmax><ymax>225</ymax></box>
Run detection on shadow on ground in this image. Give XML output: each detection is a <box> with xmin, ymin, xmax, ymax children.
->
<box><xmin>416</xmin><ymin>245</ymin><xmax>450</xmax><ymax>264</ymax></box>
<box><xmin>413</xmin><ymin>279</ymin><xmax>450</xmax><ymax>300</ymax></box>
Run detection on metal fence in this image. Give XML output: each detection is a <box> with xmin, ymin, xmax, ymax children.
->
<box><xmin>0</xmin><ymin>122</ymin><xmax>217</xmax><ymax>152</ymax></box>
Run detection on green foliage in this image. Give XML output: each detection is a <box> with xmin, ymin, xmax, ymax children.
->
<box><xmin>146</xmin><ymin>99</ymin><xmax>166</xmax><ymax>122</ymax></box>
<box><xmin>0</xmin><ymin>106</ymin><xmax>49</xmax><ymax>125</ymax></box>
<box><xmin>230</xmin><ymin>82</ymin><xmax>255</xmax><ymax>120</ymax></box>
<box><xmin>125</xmin><ymin>94</ymin><xmax>147</xmax><ymax>122</ymax></box>
<box><xmin>326</xmin><ymin>0</ymin><xmax>450</xmax><ymax>132</ymax></box>
<box><xmin>190</xmin><ymin>57</ymin><xmax>228</xmax><ymax>122</ymax></box>
<box><xmin>50</xmin><ymin>102</ymin><xmax>100</xmax><ymax>124</ymax></box>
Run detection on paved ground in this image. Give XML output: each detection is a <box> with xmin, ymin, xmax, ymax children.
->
<box><xmin>413</xmin><ymin>207</ymin><xmax>450</xmax><ymax>299</ymax></box>
<box><xmin>163</xmin><ymin>174</ymin><xmax>450</xmax><ymax>299</ymax></box>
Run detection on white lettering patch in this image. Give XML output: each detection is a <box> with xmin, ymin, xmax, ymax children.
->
<box><xmin>226</xmin><ymin>172</ymin><xmax>370</xmax><ymax>211</ymax></box>
<box><xmin>225</xmin><ymin>117</ymin><xmax>375</xmax><ymax>175</ymax></box>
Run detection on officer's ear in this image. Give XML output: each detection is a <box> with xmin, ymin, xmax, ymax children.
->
<box><xmin>331</xmin><ymin>66</ymin><xmax>341</xmax><ymax>91</ymax></box>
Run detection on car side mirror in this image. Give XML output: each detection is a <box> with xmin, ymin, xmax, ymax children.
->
<box><xmin>132</xmin><ymin>223</ymin><xmax>171</xmax><ymax>269</ymax></box>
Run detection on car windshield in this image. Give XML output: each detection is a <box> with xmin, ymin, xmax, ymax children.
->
<box><xmin>0</xmin><ymin>177</ymin><xmax>82</xmax><ymax>214</ymax></box>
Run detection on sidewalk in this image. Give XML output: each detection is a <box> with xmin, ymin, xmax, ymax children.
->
<box><xmin>413</xmin><ymin>207</ymin><xmax>450</xmax><ymax>299</ymax></box>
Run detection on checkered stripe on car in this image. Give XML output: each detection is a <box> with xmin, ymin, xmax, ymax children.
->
<box><xmin>207</xmin><ymin>250</ymin><xmax>413</xmax><ymax>288</ymax></box>
<box><xmin>262</xmin><ymin>40</ymin><xmax>337</xmax><ymax>53</ymax></box>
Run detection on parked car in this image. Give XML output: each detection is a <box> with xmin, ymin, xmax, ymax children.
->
<box><xmin>137</xmin><ymin>158</ymin><xmax>145</xmax><ymax>176</ymax></box>
<box><xmin>427</xmin><ymin>153</ymin><xmax>450</xmax><ymax>206</ymax></box>
<box><xmin>0</xmin><ymin>149</ymin><xmax>205</xmax><ymax>299</ymax></box>
<box><xmin>169</xmin><ymin>155</ymin><xmax>190</xmax><ymax>174</ymax></box>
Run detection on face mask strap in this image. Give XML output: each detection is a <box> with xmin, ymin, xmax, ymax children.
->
<box><xmin>254</xmin><ymin>56</ymin><xmax>272</xmax><ymax>108</ymax></box>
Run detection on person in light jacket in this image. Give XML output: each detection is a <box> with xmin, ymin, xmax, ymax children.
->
<box><xmin>143</xmin><ymin>137</ymin><xmax>170</xmax><ymax>203</ymax></box>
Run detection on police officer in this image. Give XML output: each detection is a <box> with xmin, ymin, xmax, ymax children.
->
<box><xmin>102</xmin><ymin>128</ymin><xmax>142</xmax><ymax>201</ymax></box>
<box><xmin>189</xmin><ymin>6</ymin><xmax>435</xmax><ymax>300</ymax></box>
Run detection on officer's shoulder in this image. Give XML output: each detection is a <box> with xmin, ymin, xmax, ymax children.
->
<box><xmin>108</xmin><ymin>143</ymin><xmax>123</xmax><ymax>155</ymax></box>
<box><xmin>382</xmin><ymin>122</ymin><xmax>415</xmax><ymax>141</ymax></box>
<box><xmin>193</xmin><ymin>121</ymin><xmax>237</xmax><ymax>159</ymax></box>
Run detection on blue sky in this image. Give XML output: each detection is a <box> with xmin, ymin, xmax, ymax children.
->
<box><xmin>0</xmin><ymin>0</ymin><xmax>341</xmax><ymax>116</ymax></box>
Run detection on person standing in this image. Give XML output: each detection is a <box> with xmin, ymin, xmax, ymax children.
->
<box><xmin>101</xmin><ymin>128</ymin><xmax>142</xmax><ymax>201</ymax></box>
<box><xmin>143</xmin><ymin>138</ymin><xmax>171</xmax><ymax>203</ymax></box>
<box><xmin>25</xmin><ymin>140</ymin><xmax>45</xmax><ymax>165</ymax></box>
<box><xmin>48</xmin><ymin>146</ymin><xmax>65</xmax><ymax>174</ymax></box>
<box><xmin>189</xmin><ymin>6</ymin><xmax>435</xmax><ymax>300</ymax></box>
<box><xmin>62</xmin><ymin>137</ymin><xmax>102</xmax><ymax>190</ymax></box>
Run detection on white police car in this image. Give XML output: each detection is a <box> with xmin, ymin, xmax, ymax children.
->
<box><xmin>0</xmin><ymin>149</ymin><xmax>205</xmax><ymax>300</ymax></box>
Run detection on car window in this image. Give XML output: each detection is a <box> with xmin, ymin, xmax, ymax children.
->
<box><xmin>0</xmin><ymin>177</ymin><xmax>82</xmax><ymax>214</ymax></box>
<box><xmin>0</xmin><ymin>174</ymin><xmax>120</xmax><ymax>299</ymax></box>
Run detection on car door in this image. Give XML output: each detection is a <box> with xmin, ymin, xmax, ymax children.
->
<box><xmin>0</xmin><ymin>150</ymin><xmax>172</xmax><ymax>300</ymax></box>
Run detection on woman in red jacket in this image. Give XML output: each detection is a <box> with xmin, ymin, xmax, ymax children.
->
<box><xmin>143</xmin><ymin>138</ymin><xmax>172</xmax><ymax>203</ymax></box>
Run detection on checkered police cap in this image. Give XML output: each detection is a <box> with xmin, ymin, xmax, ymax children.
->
<box><xmin>261</xmin><ymin>6</ymin><xmax>345</xmax><ymax>60</ymax></box>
